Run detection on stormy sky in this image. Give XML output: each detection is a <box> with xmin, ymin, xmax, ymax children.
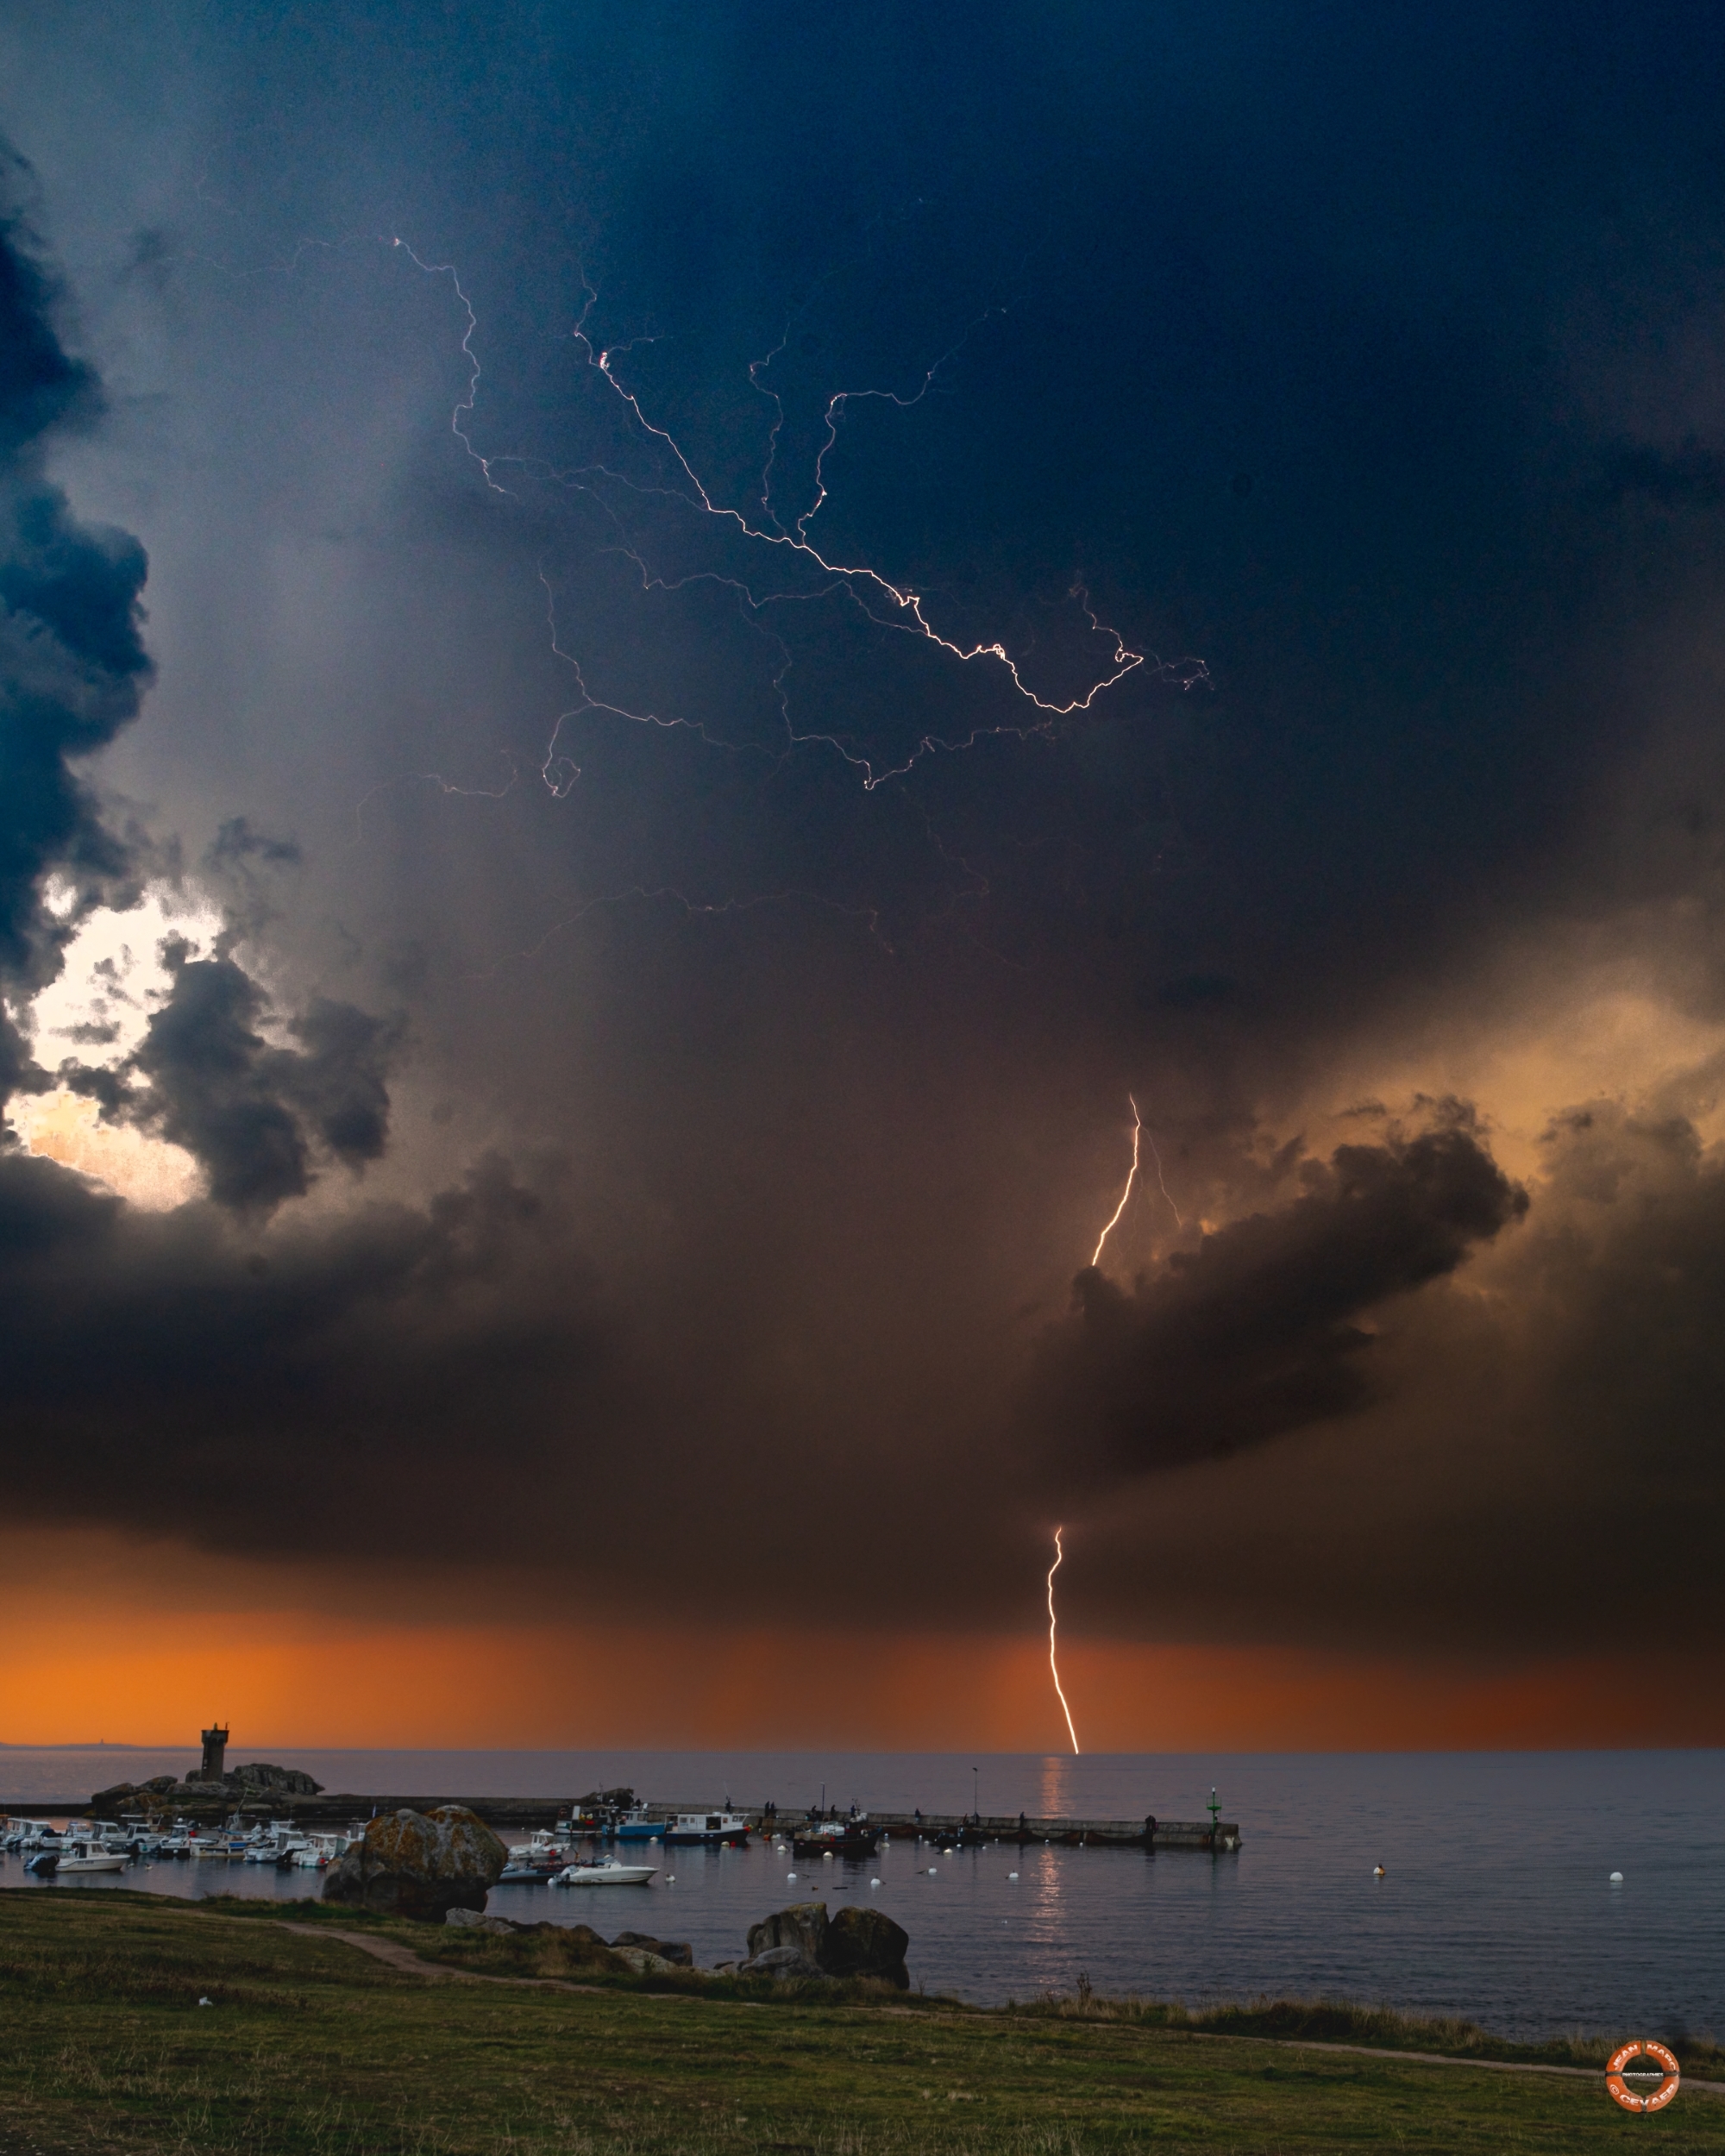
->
<box><xmin>4</xmin><ymin>0</ymin><xmax>1725</xmax><ymax>1714</ymax></box>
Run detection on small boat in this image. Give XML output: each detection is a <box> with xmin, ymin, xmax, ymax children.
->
<box><xmin>611</xmin><ymin>1808</ymin><xmax>666</xmax><ymax>1843</ymax></box>
<box><xmin>56</xmin><ymin>1845</ymin><xmax>128</xmax><ymax>1874</ymax></box>
<box><xmin>663</xmin><ymin>1811</ymin><xmax>750</xmax><ymax>1846</ymax></box>
<box><xmin>293</xmin><ymin>1833</ymin><xmax>348</xmax><ymax>1869</ymax></box>
<box><xmin>499</xmin><ymin>1830</ymin><xmax>574</xmax><ymax>1883</ymax></box>
<box><xmin>793</xmin><ymin>1823</ymin><xmax>880</xmax><ymax>1860</ymax></box>
<box><xmin>24</xmin><ymin>1851</ymin><xmax>59</xmax><ymax>1876</ymax></box>
<box><xmin>552</xmin><ymin>1858</ymin><xmax>656</xmax><ymax>1887</ymax></box>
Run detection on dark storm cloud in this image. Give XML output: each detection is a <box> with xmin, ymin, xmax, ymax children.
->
<box><xmin>0</xmin><ymin>154</ymin><xmax>151</xmax><ymax>1021</ymax></box>
<box><xmin>1057</xmin><ymin>1093</ymin><xmax>1725</xmax><ymax>1656</ymax></box>
<box><xmin>66</xmin><ymin>950</ymin><xmax>400</xmax><ymax>1213</ymax></box>
<box><xmin>0</xmin><ymin>1145</ymin><xmax>628</xmax><ymax>1560</ymax></box>
<box><xmin>1026</xmin><ymin>1119</ymin><xmax>1527</xmax><ymax>1477</ymax></box>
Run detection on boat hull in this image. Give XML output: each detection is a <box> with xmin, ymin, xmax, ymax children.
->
<box><xmin>553</xmin><ymin>1864</ymin><xmax>656</xmax><ymax>1886</ymax></box>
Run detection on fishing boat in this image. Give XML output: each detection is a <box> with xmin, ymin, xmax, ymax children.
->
<box><xmin>611</xmin><ymin>1807</ymin><xmax>666</xmax><ymax>1843</ymax></box>
<box><xmin>793</xmin><ymin>1821</ymin><xmax>880</xmax><ymax>1860</ymax></box>
<box><xmin>663</xmin><ymin>1810</ymin><xmax>750</xmax><ymax>1846</ymax></box>
<box><xmin>551</xmin><ymin>1857</ymin><xmax>656</xmax><ymax>1887</ymax></box>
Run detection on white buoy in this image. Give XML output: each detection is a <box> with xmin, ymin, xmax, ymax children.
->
<box><xmin>928</xmin><ymin>1865</ymin><xmax>938</xmax><ymax>1875</ymax></box>
<box><xmin>1008</xmin><ymin>1871</ymin><xmax>1019</xmax><ymax>1881</ymax></box>
<box><xmin>786</xmin><ymin>1871</ymin><xmax>797</xmax><ymax>1882</ymax></box>
<box><xmin>666</xmin><ymin>1875</ymin><xmax>675</xmax><ymax>1883</ymax></box>
<box><xmin>869</xmin><ymin>1877</ymin><xmax>881</xmax><ymax>1887</ymax></box>
<box><xmin>1610</xmin><ymin>1871</ymin><xmax>1624</xmax><ymax>1883</ymax></box>
<box><xmin>823</xmin><ymin>1850</ymin><xmax>833</xmax><ymax>1860</ymax></box>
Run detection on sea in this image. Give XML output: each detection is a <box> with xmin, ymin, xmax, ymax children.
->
<box><xmin>3</xmin><ymin>1747</ymin><xmax>1720</xmax><ymax>2042</ymax></box>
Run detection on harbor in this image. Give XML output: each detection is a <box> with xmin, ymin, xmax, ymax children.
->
<box><xmin>3</xmin><ymin>1745</ymin><xmax>1719</xmax><ymax>2040</ymax></box>
<box><xmin>9</xmin><ymin>1795</ymin><xmax>1242</xmax><ymax>1852</ymax></box>
<box><xmin>28</xmin><ymin>1726</ymin><xmax>1240</xmax><ymax>1853</ymax></box>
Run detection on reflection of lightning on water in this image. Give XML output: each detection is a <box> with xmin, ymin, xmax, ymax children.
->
<box><xmin>1047</xmin><ymin>1526</ymin><xmax>1081</xmax><ymax>1756</ymax></box>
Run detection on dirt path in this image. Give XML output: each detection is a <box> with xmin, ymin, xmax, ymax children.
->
<box><xmin>278</xmin><ymin>1921</ymin><xmax>599</xmax><ymax>1991</ymax></box>
<box><xmin>1183</xmin><ymin>2028</ymin><xmax>1725</xmax><ymax>2099</ymax></box>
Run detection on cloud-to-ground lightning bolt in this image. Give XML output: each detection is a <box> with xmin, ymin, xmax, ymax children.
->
<box><xmin>1090</xmin><ymin>1094</ymin><xmax>1142</xmax><ymax>1268</ymax></box>
<box><xmin>1047</xmin><ymin>1526</ymin><xmax>1081</xmax><ymax>1756</ymax></box>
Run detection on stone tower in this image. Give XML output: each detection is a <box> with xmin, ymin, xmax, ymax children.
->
<box><xmin>198</xmin><ymin>1724</ymin><xmax>229</xmax><ymax>1782</ymax></box>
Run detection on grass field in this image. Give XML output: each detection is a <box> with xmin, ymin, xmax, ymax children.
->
<box><xmin>0</xmin><ymin>1887</ymin><xmax>1717</xmax><ymax>2153</ymax></box>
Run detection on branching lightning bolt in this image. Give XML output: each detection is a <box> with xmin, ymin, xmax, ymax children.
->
<box><xmin>1145</xmin><ymin>1121</ymin><xmax>1183</xmax><ymax>1230</ymax></box>
<box><xmin>383</xmin><ymin>239</ymin><xmax>1208</xmax><ymax>800</ymax></box>
<box><xmin>1047</xmin><ymin>1526</ymin><xmax>1081</xmax><ymax>1756</ymax></box>
<box><xmin>390</xmin><ymin>239</ymin><xmax>510</xmax><ymax>493</ymax></box>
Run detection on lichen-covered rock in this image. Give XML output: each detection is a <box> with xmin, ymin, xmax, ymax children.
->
<box><xmin>323</xmin><ymin>1804</ymin><xmax>505</xmax><ymax>1921</ymax></box>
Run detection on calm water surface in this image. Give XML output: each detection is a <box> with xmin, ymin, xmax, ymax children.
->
<box><xmin>3</xmin><ymin>1747</ymin><xmax>1720</xmax><ymax>2040</ymax></box>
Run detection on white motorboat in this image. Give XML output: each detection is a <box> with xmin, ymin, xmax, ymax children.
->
<box><xmin>551</xmin><ymin>1858</ymin><xmax>656</xmax><ymax>1887</ymax></box>
<box><xmin>56</xmin><ymin>1845</ymin><xmax>128</xmax><ymax>1874</ymax></box>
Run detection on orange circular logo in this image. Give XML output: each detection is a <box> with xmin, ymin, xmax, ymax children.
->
<box><xmin>1606</xmin><ymin>2040</ymin><xmax>1681</xmax><ymax>2113</ymax></box>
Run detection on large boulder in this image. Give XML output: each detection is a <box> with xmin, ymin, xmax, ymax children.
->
<box><xmin>742</xmin><ymin>1901</ymin><xmax>909</xmax><ymax>1988</ymax></box>
<box><xmin>824</xmin><ymin>1904</ymin><xmax>910</xmax><ymax>1986</ymax></box>
<box><xmin>745</xmin><ymin>1901</ymin><xmax>831</xmax><ymax>1967</ymax></box>
<box><xmin>323</xmin><ymin>1804</ymin><xmax>505</xmax><ymax>1921</ymax></box>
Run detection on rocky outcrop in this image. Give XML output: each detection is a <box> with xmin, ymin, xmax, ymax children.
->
<box><xmin>228</xmin><ymin>1762</ymin><xmax>322</xmax><ymax>1796</ymax></box>
<box><xmin>740</xmin><ymin>1901</ymin><xmax>909</xmax><ymax>1988</ymax></box>
<box><xmin>91</xmin><ymin>1761</ymin><xmax>323</xmax><ymax>1813</ymax></box>
<box><xmin>323</xmin><ymin>1804</ymin><xmax>506</xmax><ymax>1921</ymax></box>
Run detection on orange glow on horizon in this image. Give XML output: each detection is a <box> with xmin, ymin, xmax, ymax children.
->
<box><xmin>3</xmin><ymin>1587</ymin><xmax>1722</xmax><ymax>1752</ymax></box>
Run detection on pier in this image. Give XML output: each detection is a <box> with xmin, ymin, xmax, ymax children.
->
<box><xmin>72</xmin><ymin>1786</ymin><xmax>1239</xmax><ymax>1850</ymax></box>
<box><xmin>864</xmin><ymin>1810</ymin><xmax>1239</xmax><ymax>1851</ymax></box>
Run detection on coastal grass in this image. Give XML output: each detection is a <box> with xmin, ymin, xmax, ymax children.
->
<box><xmin>2</xmin><ymin>1887</ymin><xmax>1721</xmax><ymax>2154</ymax></box>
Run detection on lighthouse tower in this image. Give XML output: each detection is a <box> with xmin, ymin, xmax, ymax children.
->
<box><xmin>198</xmin><ymin>1725</ymin><xmax>229</xmax><ymax>1782</ymax></box>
